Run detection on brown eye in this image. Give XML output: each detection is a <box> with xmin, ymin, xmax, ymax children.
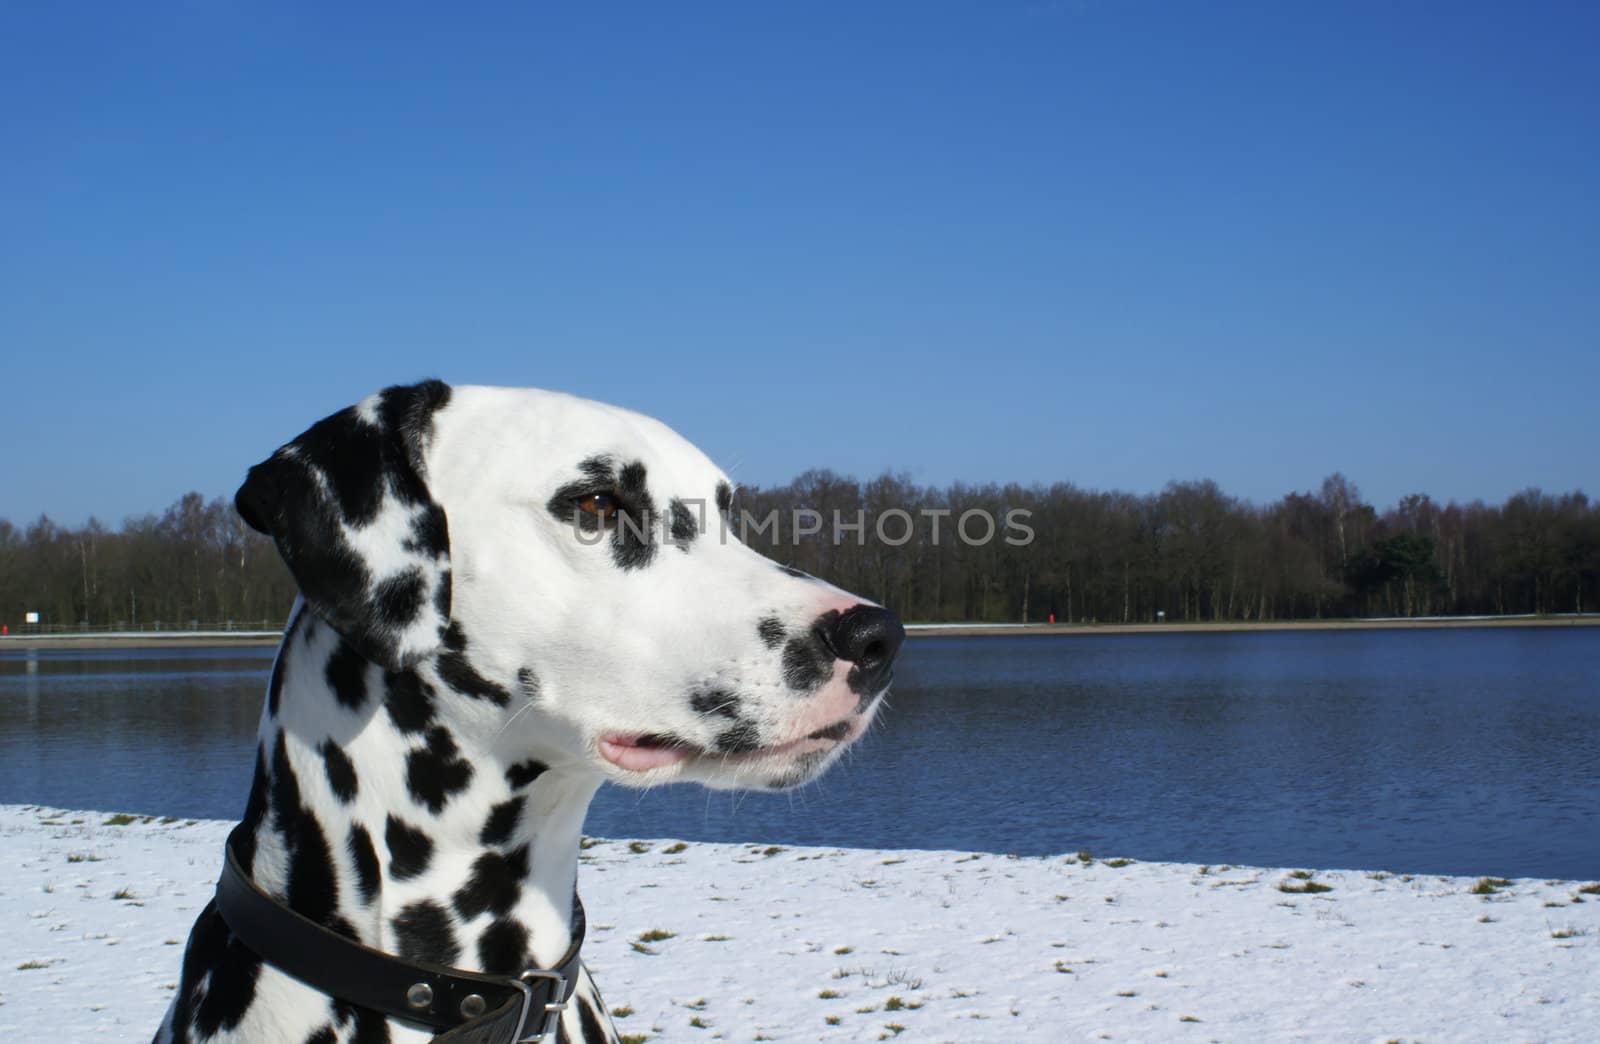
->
<box><xmin>577</xmin><ymin>493</ymin><xmax>618</xmax><ymax>521</ymax></box>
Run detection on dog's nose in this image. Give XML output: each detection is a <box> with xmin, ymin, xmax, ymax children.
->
<box><xmin>825</xmin><ymin>605</ymin><xmax>905</xmax><ymax>685</ymax></box>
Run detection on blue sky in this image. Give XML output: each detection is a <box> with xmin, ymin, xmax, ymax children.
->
<box><xmin>3</xmin><ymin>0</ymin><xmax>1596</xmax><ymax>525</ymax></box>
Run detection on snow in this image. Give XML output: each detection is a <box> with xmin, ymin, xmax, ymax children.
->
<box><xmin>2</xmin><ymin>805</ymin><xmax>1596</xmax><ymax>1042</ymax></box>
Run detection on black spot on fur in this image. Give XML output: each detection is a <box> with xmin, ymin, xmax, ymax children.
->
<box><xmin>268</xmin><ymin>733</ymin><xmax>342</xmax><ymax>927</ymax></box>
<box><xmin>477</xmin><ymin>918</ymin><xmax>530</xmax><ymax>976</ymax></box>
<box><xmin>578</xmin><ymin>994</ymin><xmax>611</xmax><ymax>1044</ymax></box>
<box><xmin>480</xmin><ymin>797</ymin><xmax>525</xmax><ymax>847</ymax></box>
<box><xmin>516</xmin><ymin>666</ymin><xmax>540</xmax><ymax>700</ymax></box>
<box><xmin>325</xmin><ymin>640</ymin><xmax>368</xmax><ymax>711</ymax></box>
<box><xmin>405</xmin><ymin>726</ymin><xmax>475</xmax><ymax>813</ymax></box>
<box><xmin>506</xmin><ymin>760</ymin><xmax>548</xmax><ymax>789</ymax></box>
<box><xmin>305</xmin><ymin>1026</ymin><xmax>337</xmax><ymax>1044</ymax></box>
<box><xmin>612</xmin><ymin>460</ymin><xmax>658</xmax><ymax>570</ymax></box>
<box><xmin>372</xmin><ymin>568</ymin><xmax>426</xmax><ymax>629</ymax></box>
<box><xmin>321</xmin><ymin>739</ymin><xmax>359</xmax><ymax>803</ymax></box>
<box><xmin>348</xmin><ymin>824</ymin><xmax>381</xmax><ymax>905</ymax></box>
<box><xmin>436</xmin><ymin>638</ymin><xmax>512</xmax><ymax>706</ymax></box>
<box><xmin>330</xmin><ymin>999</ymin><xmax>391</xmax><ymax>1044</ymax></box>
<box><xmin>383</xmin><ymin>668</ymin><xmax>436</xmax><ymax>734</ymax></box>
<box><xmin>234</xmin><ymin>746</ymin><xmax>270</xmax><ymax>876</ymax></box>
<box><xmin>403</xmin><ymin>505</ymin><xmax>449</xmax><ymax>558</ymax></box>
<box><xmin>385</xmin><ymin>815</ymin><xmax>434</xmax><ymax>881</ymax></box>
<box><xmin>715</xmin><ymin>481</ymin><xmax>733</xmax><ymax>514</ymax></box>
<box><xmin>578</xmin><ymin>455</ymin><xmax>615</xmax><ymax>483</ymax></box>
<box><xmin>690</xmin><ymin>689</ymin><xmax>741</xmax><ymax>719</ymax></box>
<box><xmin>757</xmin><ymin>616</ymin><xmax>786</xmax><ymax>649</ymax></box>
<box><xmin>782</xmin><ymin>634</ymin><xmax>832</xmax><ymax>693</ymax></box>
<box><xmin>266</xmin><ymin>616</ymin><xmax>296</xmax><ymax>717</ymax></box>
<box><xmin>183</xmin><ymin>902</ymin><xmax>263</xmax><ymax>1038</ymax></box>
<box><xmin>715</xmin><ymin>721</ymin><xmax>765</xmax><ymax>754</ymax></box>
<box><xmin>392</xmin><ymin>900</ymin><xmax>459</xmax><ymax>966</ymax></box>
<box><xmin>668</xmin><ymin>497</ymin><xmax>696</xmax><ymax>550</ymax></box>
<box><xmin>453</xmin><ymin>845</ymin><xmax>530</xmax><ymax>920</ymax></box>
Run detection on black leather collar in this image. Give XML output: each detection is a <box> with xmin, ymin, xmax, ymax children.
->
<box><xmin>214</xmin><ymin>825</ymin><xmax>583</xmax><ymax>1042</ymax></box>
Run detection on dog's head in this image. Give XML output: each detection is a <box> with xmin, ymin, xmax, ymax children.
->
<box><xmin>238</xmin><ymin>380</ymin><xmax>902</xmax><ymax>791</ymax></box>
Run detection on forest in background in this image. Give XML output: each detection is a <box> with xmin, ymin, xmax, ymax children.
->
<box><xmin>0</xmin><ymin>472</ymin><xmax>1596</xmax><ymax>631</ymax></box>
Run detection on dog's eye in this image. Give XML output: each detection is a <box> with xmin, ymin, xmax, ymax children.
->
<box><xmin>577</xmin><ymin>493</ymin><xmax>618</xmax><ymax>521</ymax></box>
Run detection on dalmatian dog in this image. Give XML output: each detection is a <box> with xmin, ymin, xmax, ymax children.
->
<box><xmin>155</xmin><ymin>380</ymin><xmax>904</xmax><ymax>1043</ymax></box>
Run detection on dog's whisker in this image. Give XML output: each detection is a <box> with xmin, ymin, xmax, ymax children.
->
<box><xmin>493</xmin><ymin>698</ymin><xmax>539</xmax><ymax>740</ymax></box>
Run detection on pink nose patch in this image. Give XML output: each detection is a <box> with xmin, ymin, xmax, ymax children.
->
<box><xmin>599</xmin><ymin>735</ymin><xmax>692</xmax><ymax>772</ymax></box>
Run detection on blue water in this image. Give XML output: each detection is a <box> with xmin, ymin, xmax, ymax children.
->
<box><xmin>2</xmin><ymin>629</ymin><xmax>1597</xmax><ymax>878</ymax></box>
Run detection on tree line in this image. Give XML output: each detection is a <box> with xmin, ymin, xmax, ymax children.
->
<box><xmin>1</xmin><ymin>474</ymin><xmax>1596</xmax><ymax>631</ymax></box>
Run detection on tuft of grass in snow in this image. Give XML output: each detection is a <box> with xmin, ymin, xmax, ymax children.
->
<box><xmin>825</xmin><ymin>1015</ymin><xmax>841</xmax><ymax>1025</ymax></box>
<box><xmin>628</xmin><ymin>841</ymin><xmax>651</xmax><ymax>854</ymax></box>
<box><xmin>1470</xmin><ymin>877</ymin><xmax>1511</xmax><ymax>895</ymax></box>
<box><xmin>579</xmin><ymin>836</ymin><xmax>605</xmax><ymax>849</ymax></box>
<box><xmin>1104</xmin><ymin>858</ymin><xmax>1135</xmax><ymax>868</ymax></box>
<box><xmin>1278</xmin><ymin>879</ymin><xmax>1333</xmax><ymax>894</ymax></box>
<box><xmin>700</xmin><ymin>934</ymin><xmax>730</xmax><ymax>942</ymax></box>
<box><xmin>833</xmin><ymin>945</ymin><xmax>853</xmax><ymax>955</ymax></box>
<box><xmin>66</xmin><ymin>852</ymin><xmax>103</xmax><ymax>863</ymax></box>
<box><xmin>610</xmin><ymin>1006</ymin><xmax>634</xmax><ymax>1018</ymax></box>
<box><xmin>761</xmin><ymin>846</ymin><xmax>785</xmax><ymax>857</ymax></box>
<box><xmin>18</xmin><ymin>959</ymin><xmax>54</xmax><ymax>970</ymax></box>
<box><xmin>661</xmin><ymin>842</ymin><xmax>688</xmax><ymax>854</ymax></box>
<box><xmin>1076</xmin><ymin>850</ymin><xmax>1093</xmax><ymax>865</ymax></box>
<box><xmin>112</xmin><ymin>887</ymin><xmax>137</xmax><ymax>900</ymax></box>
<box><xmin>880</xmin><ymin>1024</ymin><xmax>906</xmax><ymax>1038</ymax></box>
<box><xmin>618</xmin><ymin>1035</ymin><xmax>649</xmax><ymax>1044</ymax></box>
<box><xmin>104</xmin><ymin>813</ymin><xmax>138</xmax><ymax>826</ymax></box>
<box><xmin>1550</xmin><ymin>926</ymin><xmax>1587</xmax><ymax>940</ymax></box>
<box><xmin>1179</xmin><ymin>1014</ymin><xmax>1201</xmax><ymax>1022</ymax></box>
<box><xmin>1576</xmin><ymin>882</ymin><xmax>1600</xmax><ymax>895</ymax></box>
<box><xmin>637</xmin><ymin>928</ymin><xmax>674</xmax><ymax>943</ymax></box>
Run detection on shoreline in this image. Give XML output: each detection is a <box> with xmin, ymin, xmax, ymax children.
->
<box><xmin>906</xmin><ymin>613</ymin><xmax>1600</xmax><ymax>638</ymax></box>
<box><xmin>2</xmin><ymin>614</ymin><xmax>1596</xmax><ymax>650</ymax></box>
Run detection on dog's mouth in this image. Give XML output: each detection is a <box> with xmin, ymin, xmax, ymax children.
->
<box><xmin>598</xmin><ymin>720</ymin><xmax>855</xmax><ymax>774</ymax></box>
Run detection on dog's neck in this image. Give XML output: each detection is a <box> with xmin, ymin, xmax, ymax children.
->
<box><xmin>235</xmin><ymin>604</ymin><xmax>601</xmax><ymax>975</ymax></box>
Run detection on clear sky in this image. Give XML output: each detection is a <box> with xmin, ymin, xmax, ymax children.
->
<box><xmin>3</xmin><ymin>1</ymin><xmax>1596</xmax><ymax>526</ymax></box>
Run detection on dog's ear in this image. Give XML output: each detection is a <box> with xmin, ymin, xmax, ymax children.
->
<box><xmin>236</xmin><ymin>380</ymin><xmax>454</xmax><ymax>670</ymax></box>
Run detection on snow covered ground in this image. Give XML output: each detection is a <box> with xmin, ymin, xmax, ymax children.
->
<box><xmin>2</xmin><ymin>805</ymin><xmax>1596</xmax><ymax>1042</ymax></box>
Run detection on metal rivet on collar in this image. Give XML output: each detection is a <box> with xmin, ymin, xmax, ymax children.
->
<box><xmin>459</xmin><ymin>993</ymin><xmax>487</xmax><ymax>1018</ymax></box>
<box><xmin>406</xmin><ymin>982</ymin><xmax>434</xmax><ymax>1010</ymax></box>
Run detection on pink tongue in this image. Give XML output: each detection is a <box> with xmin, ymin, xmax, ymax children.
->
<box><xmin>599</xmin><ymin>737</ymin><xmax>692</xmax><ymax>772</ymax></box>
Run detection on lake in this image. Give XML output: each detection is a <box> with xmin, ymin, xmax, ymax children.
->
<box><xmin>2</xmin><ymin>628</ymin><xmax>1596</xmax><ymax>879</ymax></box>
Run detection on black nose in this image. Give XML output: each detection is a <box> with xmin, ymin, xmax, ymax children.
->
<box><xmin>824</xmin><ymin>605</ymin><xmax>905</xmax><ymax>687</ymax></box>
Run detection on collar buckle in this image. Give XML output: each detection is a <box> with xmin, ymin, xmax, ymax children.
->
<box><xmin>514</xmin><ymin>969</ymin><xmax>568</xmax><ymax>1042</ymax></box>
